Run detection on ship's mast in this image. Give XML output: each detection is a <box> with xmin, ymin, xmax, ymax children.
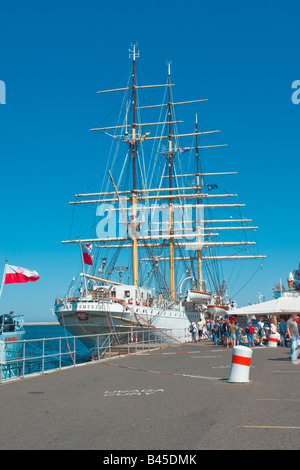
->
<box><xmin>129</xmin><ymin>44</ymin><xmax>139</xmax><ymax>286</ymax></box>
<box><xmin>195</xmin><ymin>114</ymin><xmax>204</xmax><ymax>290</ymax></box>
<box><xmin>131</xmin><ymin>44</ymin><xmax>138</xmax><ymax>191</ymax></box>
<box><xmin>167</xmin><ymin>61</ymin><xmax>175</xmax><ymax>302</ymax></box>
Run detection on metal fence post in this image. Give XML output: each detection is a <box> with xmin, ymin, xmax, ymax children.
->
<box><xmin>22</xmin><ymin>341</ymin><xmax>26</xmax><ymax>378</ymax></box>
<box><xmin>73</xmin><ymin>337</ymin><xmax>76</xmax><ymax>365</ymax></box>
<box><xmin>59</xmin><ymin>338</ymin><xmax>62</xmax><ymax>369</ymax></box>
<box><xmin>42</xmin><ymin>339</ymin><xmax>45</xmax><ymax>374</ymax></box>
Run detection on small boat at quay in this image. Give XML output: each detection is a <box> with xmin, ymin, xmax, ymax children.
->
<box><xmin>0</xmin><ymin>313</ymin><xmax>25</xmax><ymax>379</ymax></box>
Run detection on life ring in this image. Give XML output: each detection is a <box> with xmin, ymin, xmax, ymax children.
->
<box><xmin>128</xmin><ymin>300</ymin><xmax>133</xmax><ymax>304</ymax></box>
<box><xmin>136</xmin><ymin>301</ymin><xmax>140</xmax><ymax>305</ymax></box>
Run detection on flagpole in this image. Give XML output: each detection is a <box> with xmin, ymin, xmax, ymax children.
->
<box><xmin>0</xmin><ymin>259</ymin><xmax>8</xmax><ymax>302</ymax></box>
<box><xmin>79</xmin><ymin>244</ymin><xmax>88</xmax><ymax>296</ymax></box>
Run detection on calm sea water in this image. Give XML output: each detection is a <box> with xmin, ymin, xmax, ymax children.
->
<box><xmin>22</xmin><ymin>324</ymin><xmax>91</xmax><ymax>372</ymax></box>
<box><xmin>24</xmin><ymin>323</ymin><xmax>77</xmax><ymax>341</ymax></box>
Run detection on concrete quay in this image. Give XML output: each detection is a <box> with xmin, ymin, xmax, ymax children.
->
<box><xmin>0</xmin><ymin>340</ymin><xmax>299</xmax><ymax>451</ymax></box>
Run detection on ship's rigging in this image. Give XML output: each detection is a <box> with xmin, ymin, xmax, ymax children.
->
<box><xmin>63</xmin><ymin>44</ymin><xmax>265</xmax><ymax>304</ymax></box>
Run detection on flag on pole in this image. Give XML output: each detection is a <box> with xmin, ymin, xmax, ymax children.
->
<box><xmin>81</xmin><ymin>243</ymin><xmax>93</xmax><ymax>265</ymax></box>
<box><xmin>4</xmin><ymin>265</ymin><xmax>40</xmax><ymax>284</ymax></box>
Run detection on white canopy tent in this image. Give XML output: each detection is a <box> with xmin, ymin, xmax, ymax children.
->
<box><xmin>231</xmin><ymin>296</ymin><xmax>300</xmax><ymax>316</ymax></box>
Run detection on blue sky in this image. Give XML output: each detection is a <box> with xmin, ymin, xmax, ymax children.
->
<box><xmin>0</xmin><ymin>0</ymin><xmax>299</xmax><ymax>321</ymax></box>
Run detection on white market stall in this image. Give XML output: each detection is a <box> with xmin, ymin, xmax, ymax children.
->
<box><xmin>231</xmin><ymin>296</ymin><xmax>300</xmax><ymax>317</ymax></box>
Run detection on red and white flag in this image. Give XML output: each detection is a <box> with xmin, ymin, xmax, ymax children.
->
<box><xmin>4</xmin><ymin>265</ymin><xmax>40</xmax><ymax>284</ymax></box>
<box><xmin>81</xmin><ymin>243</ymin><xmax>93</xmax><ymax>265</ymax></box>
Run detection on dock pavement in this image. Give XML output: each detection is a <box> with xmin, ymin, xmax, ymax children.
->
<box><xmin>0</xmin><ymin>340</ymin><xmax>299</xmax><ymax>452</ymax></box>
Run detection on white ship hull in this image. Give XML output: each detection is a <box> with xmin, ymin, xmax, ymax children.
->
<box><xmin>54</xmin><ymin>296</ymin><xmax>200</xmax><ymax>351</ymax></box>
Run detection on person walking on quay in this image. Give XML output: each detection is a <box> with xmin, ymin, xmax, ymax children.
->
<box><xmin>270</xmin><ymin>320</ymin><xmax>277</xmax><ymax>334</ymax></box>
<box><xmin>257</xmin><ymin>318</ymin><xmax>266</xmax><ymax>346</ymax></box>
<box><xmin>192</xmin><ymin>321</ymin><xmax>198</xmax><ymax>343</ymax></box>
<box><xmin>278</xmin><ymin>318</ymin><xmax>287</xmax><ymax>347</ymax></box>
<box><xmin>245</xmin><ymin>322</ymin><xmax>255</xmax><ymax>347</ymax></box>
<box><xmin>203</xmin><ymin>322</ymin><xmax>211</xmax><ymax>340</ymax></box>
<box><xmin>189</xmin><ymin>322</ymin><xmax>196</xmax><ymax>343</ymax></box>
<box><xmin>197</xmin><ymin>318</ymin><xmax>204</xmax><ymax>341</ymax></box>
<box><xmin>229</xmin><ymin>320</ymin><xmax>238</xmax><ymax>347</ymax></box>
<box><xmin>223</xmin><ymin>319</ymin><xmax>230</xmax><ymax>348</ymax></box>
<box><xmin>219</xmin><ymin>320</ymin><xmax>225</xmax><ymax>346</ymax></box>
<box><xmin>236</xmin><ymin>323</ymin><xmax>242</xmax><ymax>345</ymax></box>
<box><xmin>213</xmin><ymin>320</ymin><xmax>220</xmax><ymax>345</ymax></box>
<box><xmin>286</xmin><ymin>314</ymin><xmax>300</xmax><ymax>361</ymax></box>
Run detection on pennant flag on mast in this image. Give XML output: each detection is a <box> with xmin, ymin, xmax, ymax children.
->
<box><xmin>4</xmin><ymin>265</ymin><xmax>40</xmax><ymax>284</ymax></box>
<box><xmin>81</xmin><ymin>243</ymin><xmax>93</xmax><ymax>265</ymax></box>
<box><xmin>178</xmin><ymin>148</ymin><xmax>190</xmax><ymax>154</ymax></box>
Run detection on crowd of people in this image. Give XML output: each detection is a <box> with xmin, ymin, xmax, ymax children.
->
<box><xmin>189</xmin><ymin>314</ymin><xmax>300</xmax><ymax>360</ymax></box>
<box><xmin>189</xmin><ymin>317</ymin><xmax>245</xmax><ymax>347</ymax></box>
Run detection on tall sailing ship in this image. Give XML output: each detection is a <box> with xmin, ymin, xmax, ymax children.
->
<box><xmin>54</xmin><ymin>45</ymin><xmax>265</xmax><ymax>351</ymax></box>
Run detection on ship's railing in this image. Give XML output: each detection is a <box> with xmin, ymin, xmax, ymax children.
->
<box><xmin>0</xmin><ymin>328</ymin><xmax>173</xmax><ymax>383</ymax></box>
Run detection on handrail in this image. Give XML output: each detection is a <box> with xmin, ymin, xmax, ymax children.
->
<box><xmin>0</xmin><ymin>328</ymin><xmax>173</xmax><ymax>382</ymax></box>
